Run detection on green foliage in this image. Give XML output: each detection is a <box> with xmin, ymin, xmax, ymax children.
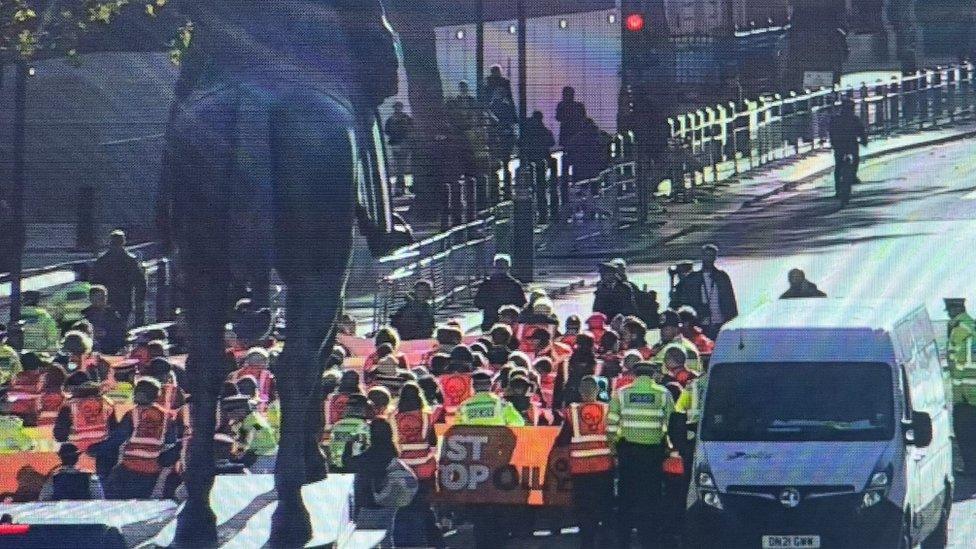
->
<box><xmin>0</xmin><ymin>0</ymin><xmax>170</xmax><ymax>64</ymax></box>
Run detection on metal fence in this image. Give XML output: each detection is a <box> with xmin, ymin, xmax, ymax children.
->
<box><xmin>670</xmin><ymin>62</ymin><xmax>976</xmax><ymax>188</ymax></box>
<box><xmin>0</xmin><ymin>242</ymin><xmax>174</xmax><ymax>327</ymax></box>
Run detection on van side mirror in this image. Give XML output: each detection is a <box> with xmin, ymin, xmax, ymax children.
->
<box><xmin>905</xmin><ymin>411</ymin><xmax>932</xmax><ymax>448</ymax></box>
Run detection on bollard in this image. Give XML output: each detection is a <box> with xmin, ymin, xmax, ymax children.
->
<box><xmin>76</xmin><ymin>185</ymin><xmax>96</xmax><ymax>250</ymax></box>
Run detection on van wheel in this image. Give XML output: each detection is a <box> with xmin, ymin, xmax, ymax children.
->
<box><xmin>921</xmin><ymin>486</ymin><xmax>952</xmax><ymax>549</ymax></box>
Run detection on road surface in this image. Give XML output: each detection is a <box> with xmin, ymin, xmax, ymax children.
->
<box><xmin>446</xmin><ymin>137</ymin><xmax>976</xmax><ymax>547</ymax></box>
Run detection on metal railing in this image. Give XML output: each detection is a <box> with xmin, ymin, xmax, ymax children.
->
<box><xmin>669</xmin><ymin>62</ymin><xmax>976</xmax><ymax>189</ymax></box>
<box><xmin>0</xmin><ymin>242</ymin><xmax>173</xmax><ymax>327</ymax></box>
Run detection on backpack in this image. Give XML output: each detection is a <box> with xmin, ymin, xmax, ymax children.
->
<box><xmin>373</xmin><ymin>458</ymin><xmax>419</xmax><ymax>508</ymax></box>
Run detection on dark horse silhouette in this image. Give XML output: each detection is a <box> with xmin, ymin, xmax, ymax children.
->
<box><xmin>157</xmin><ymin>1</ymin><xmax>401</xmax><ymax>546</ymax></box>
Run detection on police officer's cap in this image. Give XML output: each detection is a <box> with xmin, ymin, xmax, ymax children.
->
<box><xmin>660</xmin><ymin>310</ymin><xmax>682</xmax><ymax>328</ymax></box>
<box><xmin>58</xmin><ymin>443</ymin><xmax>82</xmax><ymax>461</ymax></box>
<box><xmin>134</xmin><ymin>377</ymin><xmax>162</xmax><ymax>398</ymax></box>
<box><xmin>633</xmin><ymin>362</ymin><xmax>657</xmax><ymax>376</ymax></box>
<box><xmin>945</xmin><ymin>298</ymin><xmax>966</xmax><ymax>310</ymax></box>
<box><xmin>221</xmin><ymin>394</ymin><xmax>252</xmax><ymax>415</ymax></box>
<box><xmin>20</xmin><ymin>351</ymin><xmax>50</xmax><ymax>371</ymax></box>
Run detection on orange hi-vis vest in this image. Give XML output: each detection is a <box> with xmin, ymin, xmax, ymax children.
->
<box><xmin>612</xmin><ymin>373</ymin><xmax>636</xmax><ymax>392</ymax></box>
<box><xmin>37</xmin><ymin>391</ymin><xmax>66</xmax><ymax>427</ymax></box>
<box><xmin>230</xmin><ymin>366</ymin><xmax>274</xmax><ymax>410</ymax></box>
<box><xmin>8</xmin><ymin>370</ymin><xmax>45</xmax><ymax>415</ymax></box>
<box><xmin>324</xmin><ymin>393</ymin><xmax>351</xmax><ymax>433</ymax></box>
<box><xmin>68</xmin><ymin>396</ymin><xmax>115</xmax><ymax>452</ymax></box>
<box><xmin>394</xmin><ymin>410</ymin><xmax>436</xmax><ymax>480</ymax></box>
<box><xmin>121</xmin><ymin>404</ymin><xmax>168</xmax><ymax>475</ymax></box>
<box><xmin>438</xmin><ymin>373</ymin><xmax>473</xmax><ymax>415</ymax></box>
<box><xmin>538</xmin><ymin>372</ymin><xmax>556</xmax><ymax>409</ymax></box>
<box><xmin>155</xmin><ymin>381</ymin><xmax>180</xmax><ymax>418</ymax></box>
<box><xmin>564</xmin><ymin>402</ymin><xmax>613</xmax><ymax>475</ymax></box>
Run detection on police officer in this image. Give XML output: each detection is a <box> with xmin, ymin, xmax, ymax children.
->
<box><xmin>0</xmin><ymin>414</ymin><xmax>33</xmax><ymax>454</ymax></box>
<box><xmin>455</xmin><ymin>371</ymin><xmax>525</xmax><ymax>426</ymax></box>
<box><xmin>0</xmin><ymin>333</ymin><xmax>21</xmax><ymax>386</ymax></box>
<box><xmin>608</xmin><ymin>361</ymin><xmax>675</xmax><ymax>549</ymax></box>
<box><xmin>946</xmin><ymin>298</ymin><xmax>976</xmax><ymax>475</ymax></box>
<box><xmin>47</xmin><ymin>264</ymin><xmax>92</xmax><ymax>333</ymax></box>
<box><xmin>558</xmin><ymin>376</ymin><xmax>614</xmax><ymax>548</ymax></box>
<box><xmin>651</xmin><ymin>309</ymin><xmax>702</xmax><ymax>373</ymax></box>
<box><xmin>329</xmin><ymin>393</ymin><xmax>371</xmax><ymax>472</ymax></box>
<box><xmin>20</xmin><ymin>291</ymin><xmax>59</xmax><ymax>353</ymax></box>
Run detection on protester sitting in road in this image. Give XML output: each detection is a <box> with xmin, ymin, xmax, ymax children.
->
<box><xmin>676</xmin><ymin>306</ymin><xmax>715</xmax><ymax>355</ymax></box>
<box><xmin>780</xmin><ymin>268</ymin><xmax>828</xmax><ymax>299</ymax></box>
<box><xmin>38</xmin><ymin>443</ymin><xmax>105</xmax><ymax>501</ymax></box>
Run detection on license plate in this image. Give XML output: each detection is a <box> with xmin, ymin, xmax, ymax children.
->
<box><xmin>762</xmin><ymin>535</ymin><xmax>821</xmax><ymax>548</ymax></box>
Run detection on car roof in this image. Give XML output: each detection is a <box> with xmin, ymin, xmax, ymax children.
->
<box><xmin>720</xmin><ymin>299</ymin><xmax>926</xmax><ymax>333</ymax></box>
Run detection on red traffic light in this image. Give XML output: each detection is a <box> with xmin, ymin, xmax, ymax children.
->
<box><xmin>625</xmin><ymin>13</ymin><xmax>645</xmax><ymax>32</ymax></box>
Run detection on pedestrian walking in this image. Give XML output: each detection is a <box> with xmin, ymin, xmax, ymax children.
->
<box><xmin>673</xmin><ymin>244</ymin><xmax>738</xmax><ymax>340</ymax></box>
<box><xmin>519</xmin><ymin>111</ymin><xmax>556</xmax><ymax>219</ymax></box>
<box><xmin>91</xmin><ymin>230</ymin><xmax>147</xmax><ymax>326</ymax></box>
<box><xmin>556</xmin><ymin>86</ymin><xmax>587</xmax><ymax>147</ymax></box>
<box><xmin>385</xmin><ymin>102</ymin><xmax>414</xmax><ymax>196</ymax></box>
<box><xmin>484</xmin><ymin>65</ymin><xmax>513</xmax><ymax>104</ymax></box>
<box><xmin>780</xmin><ymin>268</ymin><xmax>828</xmax><ymax>299</ymax></box>
<box><xmin>473</xmin><ymin>254</ymin><xmax>527</xmax><ymax>333</ymax></box>
<box><xmin>593</xmin><ymin>260</ymin><xmax>638</xmax><ymax>322</ymax></box>
<box><xmin>82</xmin><ymin>285</ymin><xmax>126</xmax><ymax>354</ymax></box>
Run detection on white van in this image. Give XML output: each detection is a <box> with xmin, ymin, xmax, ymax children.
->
<box><xmin>686</xmin><ymin>300</ymin><xmax>953</xmax><ymax>549</ymax></box>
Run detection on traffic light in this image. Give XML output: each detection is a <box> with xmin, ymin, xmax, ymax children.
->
<box><xmin>625</xmin><ymin>13</ymin><xmax>646</xmax><ymax>33</ymax></box>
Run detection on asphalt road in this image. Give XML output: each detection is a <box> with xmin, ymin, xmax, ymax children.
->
<box><xmin>446</xmin><ymin>138</ymin><xmax>976</xmax><ymax>548</ymax></box>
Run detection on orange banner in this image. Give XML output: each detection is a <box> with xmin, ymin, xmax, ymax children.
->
<box><xmin>432</xmin><ymin>425</ymin><xmax>573</xmax><ymax>506</ymax></box>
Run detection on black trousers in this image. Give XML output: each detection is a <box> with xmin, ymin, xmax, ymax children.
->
<box><xmin>616</xmin><ymin>441</ymin><xmax>666</xmax><ymax>549</ymax></box>
<box><xmin>574</xmin><ymin>471</ymin><xmax>615</xmax><ymax>549</ymax></box>
<box><xmin>955</xmin><ymin>402</ymin><xmax>976</xmax><ymax>473</ymax></box>
<box><xmin>833</xmin><ymin>148</ymin><xmax>860</xmax><ymax>185</ymax></box>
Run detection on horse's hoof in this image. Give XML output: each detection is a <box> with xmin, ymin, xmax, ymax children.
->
<box><xmin>173</xmin><ymin>503</ymin><xmax>218</xmax><ymax>548</ymax></box>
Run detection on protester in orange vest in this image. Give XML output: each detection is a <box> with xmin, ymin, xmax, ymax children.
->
<box><xmin>36</xmin><ymin>359</ymin><xmax>68</xmax><ymax>428</ymax></box>
<box><xmin>227</xmin><ymin>347</ymin><xmax>276</xmax><ymax>411</ymax></box>
<box><xmin>496</xmin><ymin>305</ymin><xmax>523</xmax><ymax>350</ymax></box>
<box><xmin>415</xmin><ymin>374</ymin><xmax>445</xmax><ymax>423</ymax></box>
<box><xmin>54</xmin><ymin>371</ymin><xmax>118</xmax><ymax>479</ymax></box>
<box><xmin>597</xmin><ymin>329</ymin><xmax>622</xmax><ymax>378</ymax></box>
<box><xmin>557</xmin><ymin>376</ymin><xmax>615</xmax><ymax>549</ymax></box>
<box><xmin>555</xmin><ymin>332</ymin><xmax>597</xmax><ymax>409</ymax></box>
<box><xmin>620</xmin><ymin>316</ymin><xmax>653</xmax><ymax>359</ymax></box>
<box><xmin>558</xmin><ymin>315</ymin><xmax>582</xmax><ymax>348</ymax></box>
<box><xmin>5</xmin><ymin>351</ymin><xmax>47</xmax><ymax>423</ymax></box>
<box><xmin>364</xmin><ymin>327</ymin><xmax>409</xmax><ymax>374</ymax></box>
<box><xmin>585</xmin><ymin>313</ymin><xmax>608</xmax><ymax>350</ymax></box>
<box><xmin>391</xmin><ymin>382</ymin><xmax>443</xmax><ymax>547</ymax></box>
<box><xmin>105</xmin><ymin>378</ymin><xmax>178</xmax><ymax>499</ymax></box>
<box><xmin>437</xmin><ymin>359</ymin><xmax>473</xmax><ymax>418</ymax></box>
<box><xmin>59</xmin><ymin>330</ymin><xmax>111</xmax><ymax>382</ymax></box>
<box><xmin>612</xmin><ymin>350</ymin><xmax>644</xmax><ymax>393</ymax></box>
<box><xmin>661</xmin><ymin>346</ymin><xmax>697</xmax><ymax>388</ymax></box>
<box><xmin>367</xmin><ymin>386</ymin><xmax>393</xmax><ymax>419</ymax></box>
<box><xmin>677</xmin><ymin>306</ymin><xmax>716</xmax><ymax>355</ymax></box>
<box><xmin>146</xmin><ymin>358</ymin><xmax>185</xmax><ymax>418</ymax></box>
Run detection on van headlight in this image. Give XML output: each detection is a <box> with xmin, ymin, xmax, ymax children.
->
<box><xmin>697</xmin><ymin>471</ymin><xmax>723</xmax><ymax>510</ymax></box>
<box><xmin>862</xmin><ymin>469</ymin><xmax>890</xmax><ymax>508</ymax></box>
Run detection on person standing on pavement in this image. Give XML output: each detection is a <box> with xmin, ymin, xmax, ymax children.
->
<box><xmin>484</xmin><ymin>65</ymin><xmax>513</xmax><ymax>105</ymax></box>
<box><xmin>558</xmin><ymin>376</ymin><xmax>615</xmax><ymax>548</ymax></box>
<box><xmin>520</xmin><ymin>111</ymin><xmax>557</xmax><ymax>218</ymax></box>
<box><xmin>780</xmin><ymin>268</ymin><xmax>828</xmax><ymax>299</ymax></box>
<box><xmin>829</xmin><ymin>96</ymin><xmax>868</xmax><ymax>187</ymax></box>
<box><xmin>946</xmin><ymin>298</ymin><xmax>976</xmax><ymax>475</ymax></box>
<box><xmin>473</xmin><ymin>254</ymin><xmax>527</xmax><ymax>333</ymax></box>
<box><xmin>674</xmin><ymin>244</ymin><xmax>738</xmax><ymax>340</ymax></box>
<box><xmin>385</xmin><ymin>101</ymin><xmax>414</xmax><ymax>196</ymax></box>
<box><xmin>390</xmin><ymin>280</ymin><xmax>436</xmax><ymax>341</ymax></box>
<box><xmin>593</xmin><ymin>260</ymin><xmax>638</xmax><ymax>322</ymax></box>
<box><xmin>608</xmin><ymin>361</ymin><xmax>675</xmax><ymax>549</ymax></box>
<box><xmin>91</xmin><ymin>230</ymin><xmax>147</xmax><ymax>327</ymax></box>
<box><xmin>556</xmin><ymin>86</ymin><xmax>587</xmax><ymax>147</ymax></box>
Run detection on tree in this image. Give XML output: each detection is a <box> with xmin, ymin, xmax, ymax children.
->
<box><xmin>0</xmin><ymin>0</ymin><xmax>173</xmax><ymax>323</ymax></box>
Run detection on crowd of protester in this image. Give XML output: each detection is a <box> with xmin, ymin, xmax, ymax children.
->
<box><xmin>0</xmin><ymin>231</ymin><xmax>842</xmax><ymax>547</ymax></box>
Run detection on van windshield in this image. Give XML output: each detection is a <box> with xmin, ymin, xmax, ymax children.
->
<box><xmin>700</xmin><ymin>362</ymin><xmax>895</xmax><ymax>442</ymax></box>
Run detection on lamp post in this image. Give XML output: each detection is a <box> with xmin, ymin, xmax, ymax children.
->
<box><xmin>476</xmin><ymin>0</ymin><xmax>485</xmax><ymax>100</ymax></box>
<box><xmin>512</xmin><ymin>0</ymin><xmax>534</xmax><ymax>283</ymax></box>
